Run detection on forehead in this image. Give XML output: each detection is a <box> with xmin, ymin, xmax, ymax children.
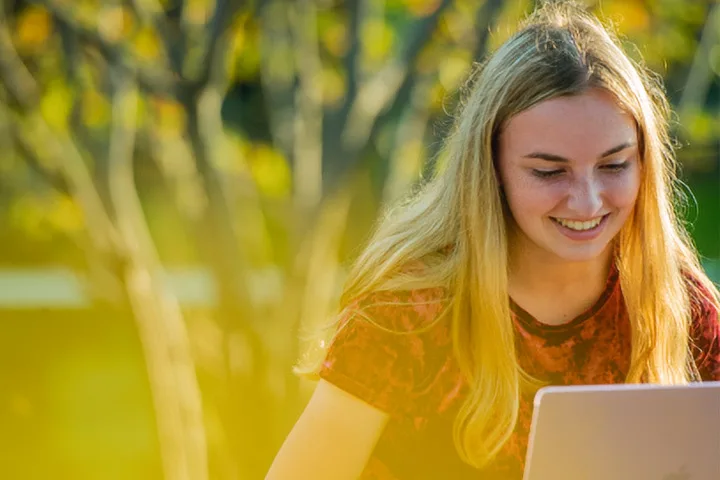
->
<box><xmin>499</xmin><ymin>89</ymin><xmax>638</xmax><ymax>160</ymax></box>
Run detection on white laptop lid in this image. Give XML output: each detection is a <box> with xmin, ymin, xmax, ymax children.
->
<box><xmin>523</xmin><ymin>382</ymin><xmax>720</xmax><ymax>480</ymax></box>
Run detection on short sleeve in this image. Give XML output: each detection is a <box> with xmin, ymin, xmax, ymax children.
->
<box><xmin>318</xmin><ymin>288</ymin><xmax>453</xmax><ymax>418</ymax></box>
<box><xmin>688</xmin><ymin>278</ymin><xmax>720</xmax><ymax>381</ymax></box>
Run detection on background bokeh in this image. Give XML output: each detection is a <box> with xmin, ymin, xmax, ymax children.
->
<box><xmin>0</xmin><ymin>0</ymin><xmax>718</xmax><ymax>479</ymax></box>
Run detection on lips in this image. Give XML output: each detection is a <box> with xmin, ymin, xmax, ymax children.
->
<box><xmin>550</xmin><ymin>214</ymin><xmax>610</xmax><ymax>240</ymax></box>
<box><xmin>551</xmin><ymin>216</ymin><xmax>605</xmax><ymax>231</ymax></box>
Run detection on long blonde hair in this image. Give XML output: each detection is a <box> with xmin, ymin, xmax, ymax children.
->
<box><xmin>298</xmin><ymin>1</ymin><xmax>720</xmax><ymax>469</ymax></box>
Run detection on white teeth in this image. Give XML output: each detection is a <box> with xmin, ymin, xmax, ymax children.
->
<box><xmin>554</xmin><ymin>216</ymin><xmax>603</xmax><ymax>231</ymax></box>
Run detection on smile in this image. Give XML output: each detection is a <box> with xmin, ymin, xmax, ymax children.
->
<box><xmin>550</xmin><ymin>215</ymin><xmax>607</xmax><ymax>231</ymax></box>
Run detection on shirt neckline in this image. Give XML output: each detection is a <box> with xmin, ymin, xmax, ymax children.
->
<box><xmin>509</xmin><ymin>262</ymin><xmax>620</xmax><ymax>335</ymax></box>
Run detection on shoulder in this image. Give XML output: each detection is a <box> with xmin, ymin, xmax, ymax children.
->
<box><xmin>328</xmin><ymin>285</ymin><xmax>452</xmax><ymax>367</ymax></box>
<box><xmin>685</xmin><ymin>273</ymin><xmax>719</xmax><ymax>327</ymax></box>
<box><xmin>348</xmin><ymin>287</ymin><xmax>450</xmax><ymax>333</ymax></box>
<box><xmin>684</xmin><ymin>273</ymin><xmax>720</xmax><ymax>380</ymax></box>
<box><xmin>320</xmin><ymin>286</ymin><xmax>455</xmax><ymax>417</ymax></box>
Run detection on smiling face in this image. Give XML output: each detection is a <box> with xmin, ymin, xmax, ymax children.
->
<box><xmin>497</xmin><ymin>88</ymin><xmax>642</xmax><ymax>264</ymax></box>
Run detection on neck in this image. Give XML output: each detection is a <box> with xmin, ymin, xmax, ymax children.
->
<box><xmin>508</xmin><ymin>240</ymin><xmax>614</xmax><ymax>296</ymax></box>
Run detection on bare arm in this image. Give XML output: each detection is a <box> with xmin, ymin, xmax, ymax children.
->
<box><xmin>266</xmin><ymin>379</ymin><xmax>390</xmax><ymax>479</ymax></box>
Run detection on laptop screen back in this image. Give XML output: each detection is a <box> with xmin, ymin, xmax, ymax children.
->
<box><xmin>523</xmin><ymin>382</ymin><xmax>720</xmax><ymax>480</ymax></box>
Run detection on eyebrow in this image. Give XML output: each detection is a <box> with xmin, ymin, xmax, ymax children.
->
<box><xmin>523</xmin><ymin>142</ymin><xmax>636</xmax><ymax>163</ymax></box>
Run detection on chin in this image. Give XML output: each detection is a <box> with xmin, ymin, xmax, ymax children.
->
<box><xmin>546</xmin><ymin>243</ymin><xmax>613</xmax><ymax>263</ymax></box>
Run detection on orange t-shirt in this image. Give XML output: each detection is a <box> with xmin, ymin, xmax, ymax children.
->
<box><xmin>319</xmin><ymin>266</ymin><xmax>720</xmax><ymax>479</ymax></box>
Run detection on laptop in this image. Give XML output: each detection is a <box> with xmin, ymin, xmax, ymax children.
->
<box><xmin>523</xmin><ymin>382</ymin><xmax>720</xmax><ymax>480</ymax></box>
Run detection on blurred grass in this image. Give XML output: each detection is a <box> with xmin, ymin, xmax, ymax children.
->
<box><xmin>0</xmin><ymin>309</ymin><xmax>160</xmax><ymax>480</ymax></box>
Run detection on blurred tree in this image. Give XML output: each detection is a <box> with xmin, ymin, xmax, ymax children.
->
<box><xmin>1</xmin><ymin>0</ymin><xmax>508</xmax><ymax>476</ymax></box>
<box><xmin>0</xmin><ymin>4</ymin><xmax>209</xmax><ymax>480</ymax></box>
<box><xmin>1</xmin><ymin>0</ymin><xmax>718</xmax><ymax>478</ymax></box>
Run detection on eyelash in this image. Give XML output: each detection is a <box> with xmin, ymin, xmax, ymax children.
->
<box><xmin>532</xmin><ymin>161</ymin><xmax>630</xmax><ymax>179</ymax></box>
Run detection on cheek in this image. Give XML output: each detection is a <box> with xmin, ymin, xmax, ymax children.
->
<box><xmin>504</xmin><ymin>178</ymin><xmax>566</xmax><ymax>216</ymax></box>
<box><xmin>603</xmin><ymin>172</ymin><xmax>641</xmax><ymax>208</ymax></box>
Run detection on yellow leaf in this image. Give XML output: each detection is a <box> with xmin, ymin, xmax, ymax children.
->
<box><xmin>151</xmin><ymin>97</ymin><xmax>186</xmax><ymax>133</ymax></box>
<box><xmin>133</xmin><ymin>27</ymin><xmax>162</xmax><ymax>61</ymax></box>
<box><xmin>248</xmin><ymin>145</ymin><xmax>291</xmax><ymax>198</ymax></box>
<box><xmin>395</xmin><ymin>139</ymin><xmax>425</xmax><ymax>178</ymax></box>
<box><xmin>9</xmin><ymin>193</ymin><xmax>83</xmax><ymax>239</ymax></box>
<box><xmin>232</xmin><ymin>26</ymin><xmax>246</xmax><ymax>54</ymax></box>
<box><xmin>73</xmin><ymin>1</ymin><xmax>102</xmax><ymax>28</ymax></box>
<box><xmin>417</xmin><ymin>41</ymin><xmax>443</xmax><ymax>75</ymax></box>
<box><xmin>226</xmin><ymin>14</ymin><xmax>252</xmax><ymax>82</ymax></box>
<box><xmin>438</xmin><ymin>51</ymin><xmax>471</xmax><ymax>90</ymax></box>
<box><xmin>98</xmin><ymin>6</ymin><xmax>134</xmax><ymax>43</ymax></box>
<box><xmin>81</xmin><ymin>89</ymin><xmax>111</xmax><ymax>128</ymax></box>
<box><xmin>429</xmin><ymin>81</ymin><xmax>447</xmax><ymax>112</ymax></box>
<box><xmin>184</xmin><ymin>0</ymin><xmax>212</xmax><ymax>24</ymax></box>
<box><xmin>453</xmin><ymin>0</ymin><xmax>476</xmax><ymax>16</ymax></box>
<box><xmin>40</xmin><ymin>81</ymin><xmax>73</xmax><ymax>131</ymax></box>
<box><xmin>47</xmin><ymin>194</ymin><xmax>85</xmax><ymax>233</ymax></box>
<box><xmin>602</xmin><ymin>0</ymin><xmax>650</xmax><ymax>34</ymax></box>
<box><xmin>236</xmin><ymin>22</ymin><xmax>262</xmax><ymax>81</ymax></box>
<box><xmin>362</xmin><ymin>19</ymin><xmax>395</xmax><ymax>65</ymax></box>
<box><xmin>440</xmin><ymin>7</ymin><xmax>474</xmax><ymax>43</ymax></box>
<box><xmin>321</xmin><ymin>21</ymin><xmax>347</xmax><ymax>57</ymax></box>
<box><xmin>322</xmin><ymin>67</ymin><xmax>346</xmax><ymax>108</ymax></box>
<box><xmin>403</xmin><ymin>0</ymin><xmax>443</xmax><ymax>17</ymax></box>
<box><xmin>14</xmin><ymin>6</ymin><xmax>52</xmax><ymax>53</ymax></box>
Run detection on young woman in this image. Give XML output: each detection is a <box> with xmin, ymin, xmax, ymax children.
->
<box><xmin>267</xmin><ymin>2</ymin><xmax>720</xmax><ymax>479</ymax></box>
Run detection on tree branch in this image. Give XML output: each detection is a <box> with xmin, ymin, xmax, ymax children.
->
<box><xmin>0</xmin><ymin>3</ymin><xmax>119</xmax><ymax>251</ymax></box>
<box><xmin>344</xmin><ymin>0</ymin><xmax>363</xmax><ymax>105</ymax></box>
<box><xmin>325</xmin><ymin>0</ymin><xmax>453</xmax><ymax>190</ymax></box>
<box><xmin>678</xmin><ymin>3</ymin><xmax>720</xmax><ymax>119</ymax></box>
<box><xmin>12</xmin><ymin>128</ymin><xmax>72</xmax><ymax>195</ymax></box>
<box><xmin>258</xmin><ymin>0</ymin><xmax>297</xmax><ymax>160</ymax></box>
<box><xmin>203</xmin><ymin>0</ymin><xmax>244</xmax><ymax>89</ymax></box>
<box><xmin>382</xmin><ymin>75</ymin><xmax>434</xmax><ymax>204</ymax></box>
<box><xmin>124</xmin><ymin>0</ymin><xmax>185</xmax><ymax>75</ymax></box>
<box><xmin>39</xmin><ymin>0</ymin><xmax>178</xmax><ymax>96</ymax></box>
<box><xmin>7</xmin><ymin>105</ymin><xmax>122</xmax><ymax>261</ymax></box>
<box><xmin>0</xmin><ymin>14</ymin><xmax>40</xmax><ymax>108</ymax></box>
<box><xmin>323</xmin><ymin>0</ymin><xmax>365</xmax><ymax>144</ymax></box>
<box><xmin>472</xmin><ymin>0</ymin><xmax>504</xmax><ymax>62</ymax></box>
<box><xmin>106</xmin><ymin>71</ymin><xmax>209</xmax><ymax>480</ymax></box>
<box><xmin>178</xmin><ymin>0</ymin><xmax>243</xmax><ymax>92</ymax></box>
<box><xmin>291</xmin><ymin>0</ymin><xmax>323</xmax><ymax>209</ymax></box>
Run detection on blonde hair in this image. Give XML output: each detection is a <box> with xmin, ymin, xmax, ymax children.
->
<box><xmin>298</xmin><ymin>1</ymin><xmax>720</xmax><ymax>469</ymax></box>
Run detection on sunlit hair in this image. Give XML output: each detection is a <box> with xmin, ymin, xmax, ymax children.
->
<box><xmin>296</xmin><ymin>0</ymin><xmax>720</xmax><ymax>469</ymax></box>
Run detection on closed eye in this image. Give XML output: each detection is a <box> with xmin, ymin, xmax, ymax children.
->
<box><xmin>533</xmin><ymin>161</ymin><xmax>630</xmax><ymax>179</ymax></box>
<box><xmin>601</xmin><ymin>161</ymin><xmax>629</xmax><ymax>172</ymax></box>
<box><xmin>532</xmin><ymin>169</ymin><xmax>564</xmax><ymax>178</ymax></box>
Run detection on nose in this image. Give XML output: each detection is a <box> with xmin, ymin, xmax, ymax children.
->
<box><xmin>566</xmin><ymin>174</ymin><xmax>603</xmax><ymax>218</ymax></box>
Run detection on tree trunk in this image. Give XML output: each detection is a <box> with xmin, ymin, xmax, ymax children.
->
<box><xmin>106</xmin><ymin>77</ymin><xmax>209</xmax><ymax>480</ymax></box>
